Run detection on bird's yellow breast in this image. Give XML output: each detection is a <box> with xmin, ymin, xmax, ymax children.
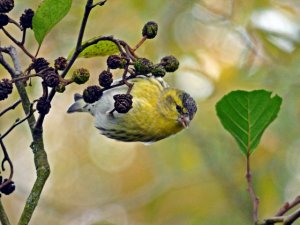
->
<box><xmin>116</xmin><ymin>77</ymin><xmax>183</xmax><ymax>141</ymax></box>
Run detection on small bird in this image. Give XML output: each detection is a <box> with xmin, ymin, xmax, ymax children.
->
<box><xmin>67</xmin><ymin>76</ymin><xmax>197</xmax><ymax>142</ymax></box>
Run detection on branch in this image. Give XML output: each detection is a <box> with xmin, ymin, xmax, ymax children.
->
<box><xmin>284</xmin><ymin>208</ymin><xmax>300</xmax><ymax>225</ymax></box>
<box><xmin>0</xmin><ymin>139</ymin><xmax>13</xmax><ymax>189</ymax></box>
<box><xmin>0</xmin><ymin>200</ymin><xmax>10</xmax><ymax>225</ymax></box>
<box><xmin>246</xmin><ymin>155</ymin><xmax>259</xmax><ymax>223</ymax></box>
<box><xmin>257</xmin><ymin>209</ymin><xmax>300</xmax><ymax>225</ymax></box>
<box><xmin>0</xmin><ymin>100</ymin><xmax>21</xmax><ymax>117</ymax></box>
<box><xmin>35</xmin><ymin>0</ymin><xmax>113</xmax><ymax>129</ymax></box>
<box><xmin>91</xmin><ymin>0</ymin><xmax>107</xmax><ymax>8</ymax></box>
<box><xmin>276</xmin><ymin>196</ymin><xmax>300</xmax><ymax>216</ymax></box>
<box><xmin>1</xmin><ymin>28</ymin><xmax>35</xmax><ymax>60</ymax></box>
<box><xmin>2</xmin><ymin>46</ymin><xmax>50</xmax><ymax>225</ymax></box>
<box><xmin>257</xmin><ymin>196</ymin><xmax>300</xmax><ymax>225</ymax></box>
<box><xmin>0</xmin><ymin>104</ymin><xmax>35</xmax><ymax>140</ymax></box>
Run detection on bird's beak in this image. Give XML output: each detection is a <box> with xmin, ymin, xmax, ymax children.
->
<box><xmin>179</xmin><ymin>114</ymin><xmax>190</xmax><ymax>128</ymax></box>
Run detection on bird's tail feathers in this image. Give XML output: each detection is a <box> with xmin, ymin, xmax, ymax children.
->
<box><xmin>67</xmin><ymin>93</ymin><xmax>88</xmax><ymax>113</ymax></box>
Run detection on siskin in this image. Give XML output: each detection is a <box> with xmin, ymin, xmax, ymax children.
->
<box><xmin>67</xmin><ymin>77</ymin><xmax>197</xmax><ymax>142</ymax></box>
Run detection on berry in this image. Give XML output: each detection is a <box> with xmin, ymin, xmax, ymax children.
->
<box><xmin>151</xmin><ymin>64</ymin><xmax>166</xmax><ymax>77</ymax></box>
<box><xmin>54</xmin><ymin>57</ymin><xmax>67</xmax><ymax>71</ymax></box>
<box><xmin>43</xmin><ymin>68</ymin><xmax>60</xmax><ymax>88</ymax></box>
<box><xmin>83</xmin><ymin>85</ymin><xmax>102</xmax><ymax>103</ymax></box>
<box><xmin>0</xmin><ymin>179</ymin><xmax>15</xmax><ymax>195</ymax></box>
<box><xmin>113</xmin><ymin>94</ymin><xmax>133</xmax><ymax>114</ymax></box>
<box><xmin>107</xmin><ymin>55</ymin><xmax>127</xmax><ymax>69</ymax></box>
<box><xmin>142</xmin><ymin>21</ymin><xmax>158</xmax><ymax>39</ymax></box>
<box><xmin>160</xmin><ymin>55</ymin><xmax>179</xmax><ymax>72</ymax></box>
<box><xmin>55</xmin><ymin>83</ymin><xmax>66</xmax><ymax>93</ymax></box>
<box><xmin>36</xmin><ymin>97</ymin><xmax>51</xmax><ymax>115</ymax></box>
<box><xmin>72</xmin><ymin>68</ymin><xmax>90</xmax><ymax>85</ymax></box>
<box><xmin>98</xmin><ymin>70</ymin><xmax>113</xmax><ymax>88</ymax></box>
<box><xmin>0</xmin><ymin>78</ymin><xmax>13</xmax><ymax>101</ymax></box>
<box><xmin>0</xmin><ymin>0</ymin><xmax>14</xmax><ymax>13</ymax></box>
<box><xmin>134</xmin><ymin>58</ymin><xmax>154</xmax><ymax>75</ymax></box>
<box><xmin>0</xmin><ymin>13</ymin><xmax>9</xmax><ymax>28</ymax></box>
<box><xmin>32</xmin><ymin>58</ymin><xmax>50</xmax><ymax>73</ymax></box>
<box><xmin>19</xmin><ymin>8</ymin><xmax>34</xmax><ymax>29</ymax></box>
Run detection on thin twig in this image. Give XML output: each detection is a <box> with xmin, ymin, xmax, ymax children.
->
<box><xmin>246</xmin><ymin>155</ymin><xmax>259</xmax><ymax>223</ymax></box>
<box><xmin>21</xmin><ymin>29</ymin><xmax>27</xmax><ymax>45</ymax></box>
<box><xmin>0</xmin><ymin>104</ymin><xmax>35</xmax><ymax>140</ymax></box>
<box><xmin>257</xmin><ymin>209</ymin><xmax>300</xmax><ymax>225</ymax></box>
<box><xmin>284</xmin><ymin>208</ymin><xmax>300</xmax><ymax>225</ymax></box>
<box><xmin>0</xmin><ymin>100</ymin><xmax>21</xmax><ymax>117</ymax></box>
<box><xmin>1</xmin><ymin>28</ymin><xmax>35</xmax><ymax>59</ymax></box>
<box><xmin>91</xmin><ymin>0</ymin><xmax>108</xmax><ymax>8</ymax></box>
<box><xmin>8</xmin><ymin>17</ymin><xmax>22</xmax><ymax>30</ymax></box>
<box><xmin>11</xmin><ymin>74</ymin><xmax>38</xmax><ymax>83</ymax></box>
<box><xmin>0</xmin><ymin>51</ymin><xmax>16</xmax><ymax>76</ymax></box>
<box><xmin>276</xmin><ymin>196</ymin><xmax>300</xmax><ymax>216</ymax></box>
<box><xmin>0</xmin><ymin>139</ymin><xmax>14</xmax><ymax>190</ymax></box>
<box><xmin>36</xmin><ymin>0</ymin><xmax>113</xmax><ymax>129</ymax></box>
<box><xmin>132</xmin><ymin>36</ymin><xmax>147</xmax><ymax>52</ymax></box>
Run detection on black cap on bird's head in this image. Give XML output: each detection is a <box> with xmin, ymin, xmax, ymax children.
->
<box><xmin>160</xmin><ymin>89</ymin><xmax>197</xmax><ymax>128</ymax></box>
<box><xmin>177</xmin><ymin>92</ymin><xmax>197</xmax><ymax>127</ymax></box>
<box><xmin>181</xmin><ymin>92</ymin><xmax>197</xmax><ymax>120</ymax></box>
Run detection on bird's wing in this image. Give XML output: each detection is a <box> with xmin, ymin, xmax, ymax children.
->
<box><xmin>94</xmin><ymin>76</ymin><xmax>166</xmax><ymax>131</ymax></box>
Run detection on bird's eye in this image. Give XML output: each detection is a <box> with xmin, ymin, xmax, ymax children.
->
<box><xmin>176</xmin><ymin>105</ymin><xmax>182</xmax><ymax>113</ymax></box>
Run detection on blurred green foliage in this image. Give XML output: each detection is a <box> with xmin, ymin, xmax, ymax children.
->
<box><xmin>1</xmin><ymin>0</ymin><xmax>300</xmax><ymax>224</ymax></box>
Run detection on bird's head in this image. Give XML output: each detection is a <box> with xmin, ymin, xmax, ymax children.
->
<box><xmin>160</xmin><ymin>89</ymin><xmax>197</xmax><ymax>128</ymax></box>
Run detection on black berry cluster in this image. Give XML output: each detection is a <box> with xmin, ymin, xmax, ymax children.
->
<box><xmin>107</xmin><ymin>55</ymin><xmax>127</xmax><ymax>69</ymax></box>
<box><xmin>113</xmin><ymin>94</ymin><xmax>133</xmax><ymax>114</ymax></box>
<box><xmin>0</xmin><ymin>178</ymin><xmax>15</xmax><ymax>196</ymax></box>
<box><xmin>0</xmin><ymin>79</ymin><xmax>13</xmax><ymax>101</ymax></box>
<box><xmin>83</xmin><ymin>85</ymin><xmax>102</xmax><ymax>103</ymax></box>
<box><xmin>19</xmin><ymin>8</ymin><xmax>34</xmax><ymax>29</ymax></box>
<box><xmin>0</xmin><ymin>0</ymin><xmax>14</xmax><ymax>13</ymax></box>
<box><xmin>42</xmin><ymin>68</ymin><xmax>60</xmax><ymax>88</ymax></box>
<box><xmin>81</xmin><ymin>21</ymin><xmax>180</xmax><ymax>115</ymax></box>
<box><xmin>99</xmin><ymin>70</ymin><xmax>113</xmax><ymax>88</ymax></box>
<box><xmin>36</xmin><ymin>97</ymin><xmax>51</xmax><ymax>115</ymax></box>
<box><xmin>54</xmin><ymin>57</ymin><xmax>67</xmax><ymax>71</ymax></box>
<box><xmin>0</xmin><ymin>13</ymin><xmax>8</xmax><ymax>28</ymax></box>
<box><xmin>32</xmin><ymin>57</ymin><xmax>50</xmax><ymax>73</ymax></box>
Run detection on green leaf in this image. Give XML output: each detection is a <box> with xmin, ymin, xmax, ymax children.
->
<box><xmin>68</xmin><ymin>38</ymin><xmax>119</xmax><ymax>59</ymax></box>
<box><xmin>33</xmin><ymin>0</ymin><xmax>72</xmax><ymax>45</ymax></box>
<box><xmin>215</xmin><ymin>90</ymin><xmax>282</xmax><ymax>156</ymax></box>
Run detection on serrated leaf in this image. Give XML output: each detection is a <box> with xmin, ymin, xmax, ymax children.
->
<box><xmin>68</xmin><ymin>38</ymin><xmax>119</xmax><ymax>59</ymax></box>
<box><xmin>216</xmin><ymin>90</ymin><xmax>282</xmax><ymax>156</ymax></box>
<box><xmin>33</xmin><ymin>0</ymin><xmax>72</xmax><ymax>45</ymax></box>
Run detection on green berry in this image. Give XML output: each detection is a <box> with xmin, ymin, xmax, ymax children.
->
<box><xmin>55</xmin><ymin>83</ymin><xmax>66</xmax><ymax>93</ymax></box>
<box><xmin>142</xmin><ymin>21</ymin><xmax>158</xmax><ymax>39</ymax></box>
<box><xmin>151</xmin><ymin>64</ymin><xmax>166</xmax><ymax>77</ymax></box>
<box><xmin>134</xmin><ymin>58</ymin><xmax>154</xmax><ymax>75</ymax></box>
<box><xmin>160</xmin><ymin>55</ymin><xmax>179</xmax><ymax>72</ymax></box>
<box><xmin>72</xmin><ymin>68</ymin><xmax>90</xmax><ymax>85</ymax></box>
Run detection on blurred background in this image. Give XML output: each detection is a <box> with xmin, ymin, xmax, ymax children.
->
<box><xmin>1</xmin><ymin>0</ymin><xmax>300</xmax><ymax>224</ymax></box>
